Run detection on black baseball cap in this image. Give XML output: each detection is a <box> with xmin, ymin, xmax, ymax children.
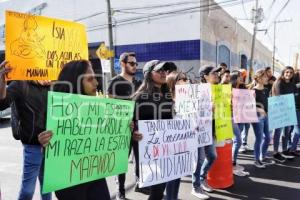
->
<box><xmin>199</xmin><ymin>65</ymin><xmax>222</xmax><ymax>77</ymax></box>
<box><xmin>143</xmin><ymin>60</ymin><xmax>167</xmax><ymax>77</ymax></box>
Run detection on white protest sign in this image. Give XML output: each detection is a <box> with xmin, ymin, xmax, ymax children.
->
<box><xmin>138</xmin><ymin>119</ymin><xmax>198</xmax><ymax>188</ymax></box>
<box><xmin>175</xmin><ymin>83</ymin><xmax>213</xmax><ymax>147</ymax></box>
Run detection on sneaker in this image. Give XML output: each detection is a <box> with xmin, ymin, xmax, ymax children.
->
<box><xmin>116</xmin><ymin>193</ymin><xmax>126</xmax><ymax>200</ymax></box>
<box><xmin>243</xmin><ymin>144</ymin><xmax>253</xmax><ymax>151</ymax></box>
<box><xmin>134</xmin><ymin>185</ymin><xmax>150</xmax><ymax>195</ymax></box>
<box><xmin>261</xmin><ymin>158</ymin><xmax>275</xmax><ymax>165</ymax></box>
<box><xmin>233</xmin><ymin>164</ymin><xmax>245</xmax><ymax>171</ymax></box>
<box><xmin>282</xmin><ymin>151</ymin><xmax>295</xmax><ymax>159</ymax></box>
<box><xmin>191</xmin><ymin>188</ymin><xmax>210</xmax><ymax>199</ymax></box>
<box><xmin>233</xmin><ymin>169</ymin><xmax>247</xmax><ymax>177</ymax></box>
<box><xmin>254</xmin><ymin>161</ymin><xmax>266</xmax><ymax>169</ymax></box>
<box><xmin>273</xmin><ymin>153</ymin><xmax>286</xmax><ymax>163</ymax></box>
<box><xmin>238</xmin><ymin>146</ymin><xmax>246</xmax><ymax>153</ymax></box>
<box><xmin>201</xmin><ymin>180</ymin><xmax>213</xmax><ymax>193</ymax></box>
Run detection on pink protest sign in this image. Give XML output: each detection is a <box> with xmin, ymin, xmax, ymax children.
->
<box><xmin>232</xmin><ymin>89</ymin><xmax>258</xmax><ymax>123</ymax></box>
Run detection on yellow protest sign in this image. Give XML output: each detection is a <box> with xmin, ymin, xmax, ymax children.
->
<box><xmin>211</xmin><ymin>84</ymin><xmax>233</xmax><ymax>142</ymax></box>
<box><xmin>5</xmin><ymin>10</ymin><xmax>88</xmax><ymax>80</ymax></box>
<box><xmin>96</xmin><ymin>43</ymin><xmax>114</xmax><ymax>59</ymax></box>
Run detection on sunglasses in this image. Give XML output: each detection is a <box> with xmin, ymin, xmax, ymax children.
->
<box><xmin>126</xmin><ymin>61</ymin><xmax>138</xmax><ymax>67</ymax></box>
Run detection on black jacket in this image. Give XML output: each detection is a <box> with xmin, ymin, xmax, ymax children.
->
<box><xmin>0</xmin><ymin>81</ymin><xmax>49</xmax><ymax>145</ymax></box>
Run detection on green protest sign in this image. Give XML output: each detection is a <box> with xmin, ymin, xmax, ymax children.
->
<box><xmin>43</xmin><ymin>91</ymin><xmax>135</xmax><ymax>193</ymax></box>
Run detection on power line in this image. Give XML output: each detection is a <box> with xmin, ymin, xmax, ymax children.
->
<box><xmin>87</xmin><ymin>0</ymin><xmax>255</xmax><ymax>32</ymax></box>
<box><xmin>265</xmin><ymin>0</ymin><xmax>291</xmax><ymax>30</ymax></box>
<box><xmin>241</xmin><ymin>0</ymin><xmax>249</xmax><ymax>19</ymax></box>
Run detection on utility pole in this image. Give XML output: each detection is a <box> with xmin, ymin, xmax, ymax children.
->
<box><xmin>272</xmin><ymin>19</ymin><xmax>292</xmax><ymax>72</ymax></box>
<box><xmin>247</xmin><ymin>0</ymin><xmax>261</xmax><ymax>84</ymax></box>
<box><xmin>106</xmin><ymin>0</ymin><xmax>115</xmax><ymax>77</ymax></box>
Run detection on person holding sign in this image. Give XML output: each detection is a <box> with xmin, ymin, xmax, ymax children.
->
<box><xmin>271</xmin><ymin>66</ymin><xmax>297</xmax><ymax>161</ymax></box>
<box><xmin>228</xmin><ymin>71</ymin><xmax>250</xmax><ymax>176</ymax></box>
<box><xmin>132</xmin><ymin>60</ymin><xmax>173</xmax><ymax>200</ymax></box>
<box><xmin>107</xmin><ymin>52</ymin><xmax>142</xmax><ymax>199</ymax></box>
<box><xmin>38</xmin><ymin>60</ymin><xmax>110</xmax><ymax>200</ymax></box>
<box><xmin>191</xmin><ymin>66</ymin><xmax>220</xmax><ymax>198</ymax></box>
<box><xmin>0</xmin><ymin>61</ymin><xmax>52</xmax><ymax>200</ymax></box>
<box><xmin>248</xmin><ymin>69</ymin><xmax>273</xmax><ymax>168</ymax></box>
<box><xmin>165</xmin><ymin>71</ymin><xmax>195</xmax><ymax>200</ymax></box>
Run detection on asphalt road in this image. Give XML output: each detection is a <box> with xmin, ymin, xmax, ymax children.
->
<box><xmin>0</xmin><ymin>118</ymin><xmax>299</xmax><ymax>200</ymax></box>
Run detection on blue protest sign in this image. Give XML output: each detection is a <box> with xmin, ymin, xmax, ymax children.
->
<box><xmin>268</xmin><ymin>94</ymin><xmax>298</xmax><ymax>131</ymax></box>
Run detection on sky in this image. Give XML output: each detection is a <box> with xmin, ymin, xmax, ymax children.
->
<box><xmin>216</xmin><ymin>0</ymin><xmax>300</xmax><ymax>66</ymax></box>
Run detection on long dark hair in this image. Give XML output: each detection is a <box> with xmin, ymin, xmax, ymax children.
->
<box><xmin>53</xmin><ymin>60</ymin><xmax>91</xmax><ymax>95</ymax></box>
<box><xmin>272</xmin><ymin>66</ymin><xmax>294</xmax><ymax>95</ymax></box>
<box><xmin>132</xmin><ymin>68</ymin><xmax>169</xmax><ymax>100</ymax></box>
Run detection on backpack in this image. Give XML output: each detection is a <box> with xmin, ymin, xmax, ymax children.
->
<box><xmin>10</xmin><ymin>101</ymin><xmax>21</xmax><ymax>140</ymax></box>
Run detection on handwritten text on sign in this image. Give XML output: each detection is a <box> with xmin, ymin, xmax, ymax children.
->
<box><xmin>43</xmin><ymin>92</ymin><xmax>134</xmax><ymax>193</ymax></box>
<box><xmin>138</xmin><ymin>119</ymin><xmax>198</xmax><ymax>188</ymax></box>
<box><xmin>212</xmin><ymin>84</ymin><xmax>233</xmax><ymax>142</ymax></box>
<box><xmin>5</xmin><ymin>10</ymin><xmax>88</xmax><ymax>80</ymax></box>
<box><xmin>268</xmin><ymin>94</ymin><xmax>297</xmax><ymax>131</ymax></box>
<box><xmin>175</xmin><ymin>84</ymin><xmax>213</xmax><ymax>147</ymax></box>
<box><xmin>232</xmin><ymin>89</ymin><xmax>258</xmax><ymax>123</ymax></box>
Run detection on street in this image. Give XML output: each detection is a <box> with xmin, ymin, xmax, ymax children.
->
<box><xmin>0</xmin><ymin>118</ymin><xmax>300</xmax><ymax>200</ymax></box>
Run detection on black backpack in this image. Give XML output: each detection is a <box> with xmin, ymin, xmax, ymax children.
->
<box><xmin>10</xmin><ymin>101</ymin><xmax>21</xmax><ymax>140</ymax></box>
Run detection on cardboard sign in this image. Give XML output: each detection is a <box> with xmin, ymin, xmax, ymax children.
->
<box><xmin>268</xmin><ymin>94</ymin><xmax>298</xmax><ymax>130</ymax></box>
<box><xmin>211</xmin><ymin>84</ymin><xmax>233</xmax><ymax>142</ymax></box>
<box><xmin>138</xmin><ymin>119</ymin><xmax>198</xmax><ymax>188</ymax></box>
<box><xmin>175</xmin><ymin>84</ymin><xmax>213</xmax><ymax>147</ymax></box>
<box><xmin>43</xmin><ymin>92</ymin><xmax>134</xmax><ymax>193</ymax></box>
<box><xmin>232</xmin><ymin>89</ymin><xmax>258</xmax><ymax>123</ymax></box>
<box><xmin>5</xmin><ymin>10</ymin><xmax>88</xmax><ymax>80</ymax></box>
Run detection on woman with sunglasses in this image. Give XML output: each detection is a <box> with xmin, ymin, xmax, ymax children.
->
<box><xmin>131</xmin><ymin>60</ymin><xmax>173</xmax><ymax>200</ymax></box>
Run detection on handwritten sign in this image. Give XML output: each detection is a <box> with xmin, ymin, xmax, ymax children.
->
<box><xmin>5</xmin><ymin>10</ymin><xmax>88</xmax><ymax>80</ymax></box>
<box><xmin>43</xmin><ymin>92</ymin><xmax>134</xmax><ymax>193</ymax></box>
<box><xmin>232</xmin><ymin>89</ymin><xmax>258</xmax><ymax>123</ymax></box>
<box><xmin>211</xmin><ymin>84</ymin><xmax>233</xmax><ymax>142</ymax></box>
<box><xmin>175</xmin><ymin>84</ymin><xmax>213</xmax><ymax>147</ymax></box>
<box><xmin>138</xmin><ymin>119</ymin><xmax>198</xmax><ymax>188</ymax></box>
<box><xmin>268</xmin><ymin>94</ymin><xmax>297</xmax><ymax>130</ymax></box>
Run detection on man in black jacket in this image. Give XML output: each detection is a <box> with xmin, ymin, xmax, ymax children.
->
<box><xmin>0</xmin><ymin>61</ymin><xmax>51</xmax><ymax>200</ymax></box>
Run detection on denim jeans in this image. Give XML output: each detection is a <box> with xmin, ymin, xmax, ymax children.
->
<box><xmin>240</xmin><ymin>123</ymin><xmax>250</xmax><ymax>145</ymax></box>
<box><xmin>18</xmin><ymin>145</ymin><xmax>51</xmax><ymax>200</ymax></box>
<box><xmin>232</xmin><ymin>123</ymin><xmax>243</xmax><ymax>163</ymax></box>
<box><xmin>289</xmin><ymin>111</ymin><xmax>300</xmax><ymax>151</ymax></box>
<box><xmin>166</xmin><ymin>179</ymin><xmax>180</xmax><ymax>200</ymax></box>
<box><xmin>192</xmin><ymin>143</ymin><xmax>217</xmax><ymax>188</ymax></box>
<box><xmin>273</xmin><ymin>126</ymin><xmax>293</xmax><ymax>152</ymax></box>
<box><xmin>251</xmin><ymin>115</ymin><xmax>271</xmax><ymax>161</ymax></box>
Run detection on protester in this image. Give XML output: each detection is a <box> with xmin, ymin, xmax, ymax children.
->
<box><xmin>288</xmin><ymin>70</ymin><xmax>300</xmax><ymax>156</ymax></box>
<box><xmin>218</xmin><ymin>62</ymin><xmax>228</xmax><ymax>75</ymax></box>
<box><xmin>220</xmin><ymin>69</ymin><xmax>231</xmax><ymax>84</ymax></box>
<box><xmin>272</xmin><ymin>66</ymin><xmax>297</xmax><ymax>162</ymax></box>
<box><xmin>107</xmin><ymin>52</ymin><xmax>142</xmax><ymax>199</ymax></box>
<box><xmin>131</xmin><ymin>60</ymin><xmax>173</xmax><ymax>200</ymax></box>
<box><xmin>38</xmin><ymin>60</ymin><xmax>110</xmax><ymax>200</ymax></box>
<box><xmin>264</xmin><ymin>66</ymin><xmax>276</xmax><ymax>97</ymax></box>
<box><xmin>0</xmin><ymin>61</ymin><xmax>52</xmax><ymax>200</ymax></box>
<box><xmin>191</xmin><ymin>65</ymin><xmax>220</xmax><ymax>200</ymax></box>
<box><xmin>230</xmin><ymin>71</ymin><xmax>249</xmax><ymax>176</ymax></box>
<box><xmin>165</xmin><ymin>70</ymin><xmax>190</xmax><ymax>200</ymax></box>
<box><xmin>248</xmin><ymin>69</ymin><xmax>274</xmax><ymax>168</ymax></box>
